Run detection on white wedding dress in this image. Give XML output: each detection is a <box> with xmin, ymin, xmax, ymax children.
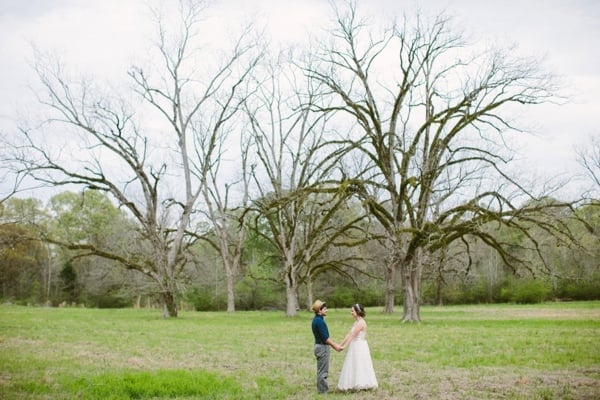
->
<box><xmin>337</xmin><ymin>323</ymin><xmax>378</xmax><ymax>391</ymax></box>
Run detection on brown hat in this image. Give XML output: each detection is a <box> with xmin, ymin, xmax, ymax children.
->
<box><xmin>312</xmin><ymin>299</ymin><xmax>326</xmax><ymax>313</ymax></box>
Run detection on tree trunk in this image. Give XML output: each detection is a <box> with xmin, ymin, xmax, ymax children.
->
<box><xmin>161</xmin><ymin>290</ymin><xmax>178</xmax><ymax>318</ymax></box>
<box><xmin>401</xmin><ymin>255</ymin><xmax>422</xmax><ymax>322</ymax></box>
<box><xmin>402</xmin><ymin>288</ymin><xmax>420</xmax><ymax>322</ymax></box>
<box><xmin>306</xmin><ymin>274</ymin><xmax>313</xmax><ymax>311</ymax></box>
<box><xmin>435</xmin><ymin>250</ymin><xmax>446</xmax><ymax>306</ymax></box>
<box><xmin>226</xmin><ymin>268</ymin><xmax>235</xmax><ymax>313</ymax></box>
<box><xmin>285</xmin><ymin>273</ymin><xmax>299</xmax><ymax>317</ymax></box>
<box><xmin>435</xmin><ymin>272</ymin><xmax>444</xmax><ymax>306</ymax></box>
<box><xmin>383</xmin><ymin>259</ymin><xmax>396</xmax><ymax>313</ymax></box>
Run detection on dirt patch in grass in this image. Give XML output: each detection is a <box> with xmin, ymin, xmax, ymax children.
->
<box><xmin>502</xmin><ymin>308</ymin><xmax>600</xmax><ymax>320</ymax></box>
<box><xmin>320</xmin><ymin>367</ymin><xmax>600</xmax><ymax>400</ymax></box>
<box><xmin>417</xmin><ymin>368</ymin><xmax>597</xmax><ymax>400</ymax></box>
<box><xmin>276</xmin><ymin>364</ymin><xmax>600</xmax><ymax>400</ymax></box>
<box><xmin>432</xmin><ymin>304</ymin><xmax>600</xmax><ymax>321</ymax></box>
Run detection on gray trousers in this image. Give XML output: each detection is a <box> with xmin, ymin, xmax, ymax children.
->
<box><xmin>314</xmin><ymin>344</ymin><xmax>330</xmax><ymax>393</ymax></box>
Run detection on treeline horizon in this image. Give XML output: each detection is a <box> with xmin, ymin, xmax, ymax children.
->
<box><xmin>1</xmin><ymin>190</ymin><xmax>598</xmax><ymax>312</ymax></box>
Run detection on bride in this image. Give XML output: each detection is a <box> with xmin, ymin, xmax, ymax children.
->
<box><xmin>337</xmin><ymin>303</ymin><xmax>378</xmax><ymax>391</ymax></box>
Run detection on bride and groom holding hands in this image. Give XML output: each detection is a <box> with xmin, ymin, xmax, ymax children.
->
<box><xmin>311</xmin><ymin>299</ymin><xmax>378</xmax><ymax>394</ymax></box>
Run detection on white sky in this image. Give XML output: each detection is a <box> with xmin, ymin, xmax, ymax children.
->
<box><xmin>1</xmin><ymin>0</ymin><xmax>599</xmax><ymax>198</ymax></box>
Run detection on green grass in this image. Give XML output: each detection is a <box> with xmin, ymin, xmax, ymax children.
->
<box><xmin>69</xmin><ymin>369</ymin><xmax>244</xmax><ymax>399</ymax></box>
<box><xmin>1</xmin><ymin>302</ymin><xmax>599</xmax><ymax>399</ymax></box>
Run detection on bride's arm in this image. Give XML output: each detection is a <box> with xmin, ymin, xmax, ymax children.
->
<box><xmin>340</xmin><ymin>320</ymin><xmax>365</xmax><ymax>348</ymax></box>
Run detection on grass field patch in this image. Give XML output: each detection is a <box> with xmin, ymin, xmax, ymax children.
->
<box><xmin>64</xmin><ymin>369</ymin><xmax>243</xmax><ymax>399</ymax></box>
<box><xmin>1</xmin><ymin>302</ymin><xmax>598</xmax><ymax>399</ymax></box>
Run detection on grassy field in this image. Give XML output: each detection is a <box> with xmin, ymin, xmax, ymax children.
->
<box><xmin>1</xmin><ymin>302</ymin><xmax>598</xmax><ymax>399</ymax></box>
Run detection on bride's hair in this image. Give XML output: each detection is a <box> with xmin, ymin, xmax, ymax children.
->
<box><xmin>353</xmin><ymin>303</ymin><xmax>366</xmax><ymax>317</ymax></box>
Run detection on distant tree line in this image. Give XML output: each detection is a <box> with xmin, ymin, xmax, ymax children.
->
<box><xmin>1</xmin><ymin>192</ymin><xmax>598</xmax><ymax>311</ymax></box>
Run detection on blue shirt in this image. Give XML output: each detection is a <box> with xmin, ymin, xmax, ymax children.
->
<box><xmin>312</xmin><ymin>314</ymin><xmax>330</xmax><ymax>345</ymax></box>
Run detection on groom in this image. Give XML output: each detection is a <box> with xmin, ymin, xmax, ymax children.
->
<box><xmin>311</xmin><ymin>299</ymin><xmax>342</xmax><ymax>394</ymax></box>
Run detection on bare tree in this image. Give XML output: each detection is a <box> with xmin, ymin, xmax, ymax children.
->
<box><xmin>10</xmin><ymin>0</ymin><xmax>260</xmax><ymax>317</ymax></box>
<box><xmin>576</xmin><ymin>133</ymin><xmax>600</xmax><ymax>197</ymax></box>
<box><xmin>244</xmin><ymin>53</ymin><xmax>365</xmax><ymax>316</ymax></box>
<box><xmin>197</xmin><ymin>123</ymin><xmax>255</xmax><ymax>312</ymax></box>
<box><xmin>0</xmin><ymin>133</ymin><xmax>26</xmax><ymax>204</ymax></box>
<box><xmin>307</xmin><ymin>1</ymin><xmax>572</xmax><ymax>321</ymax></box>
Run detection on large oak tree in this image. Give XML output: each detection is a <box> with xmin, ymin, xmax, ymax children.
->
<box><xmin>307</xmin><ymin>1</ymin><xmax>572</xmax><ymax>321</ymax></box>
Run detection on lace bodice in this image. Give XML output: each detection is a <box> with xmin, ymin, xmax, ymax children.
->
<box><xmin>351</xmin><ymin>321</ymin><xmax>367</xmax><ymax>341</ymax></box>
<box><xmin>354</xmin><ymin>329</ymin><xmax>367</xmax><ymax>340</ymax></box>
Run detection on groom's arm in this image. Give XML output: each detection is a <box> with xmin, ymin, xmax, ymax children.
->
<box><xmin>325</xmin><ymin>338</ymin><xmax>342</xmax><ymax>352</ymax></box>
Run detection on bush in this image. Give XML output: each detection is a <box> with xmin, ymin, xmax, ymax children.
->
<box><xmin>360</xmin><ymin>284</ymin><xmax>386</xmax><ymax>307</ymax></box>
<box><xmin>327</xmin><ymin>283</ymin><xmax>385</xmax><ymax>308</ymax></box>
<box><xmin>184</xmin><ymin>287</ymin><xmax>215</xmax><ymax>311</ymax></box>
<box><xmin>555</xmin><ymin>280</ymin><xmax>600</xmax><ymax>301</ymax></box>
<box><xmin>422</xmin><ymin>279</ymin><xmax>501</xmax><ymax>305</ymax></box>
<box><xmin>86</xmin><ymin>293</ymin><xmax>132</xmax><ymax>308</ymax></box>
<box><xmin>329</xmin><ymin>286</ymin><xmax>355</xmax><ymax>309</ymax></box>
<box><xmin>235</xmin><ymin>277</ymin><xmax>284</xmax><ymax>310</ymax></box>
<box><xmin>500</xmin><ymin>279</ymin><xmax>551</xmax><ymax>304</ymax></box>
<box><xmin>440</xmin><ymin>286</ymin><xmax>465</xmax><ymax>305</ymax></box>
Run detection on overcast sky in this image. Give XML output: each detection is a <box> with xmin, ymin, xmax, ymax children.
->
<box><xmin>1</xmin><ymin>0</ymin><xmax>598</xmax><ymax>198</ymax></box>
